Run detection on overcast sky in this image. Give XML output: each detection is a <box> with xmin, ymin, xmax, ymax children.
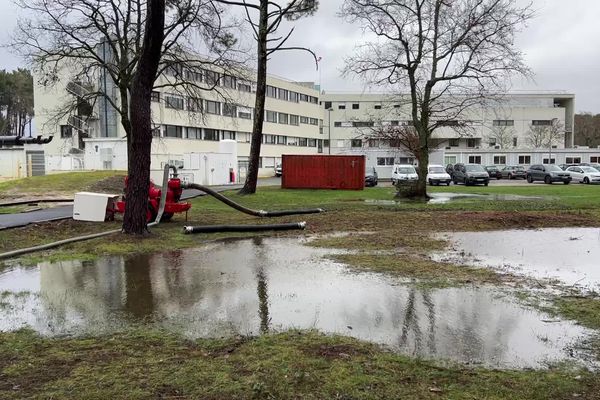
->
<box><xmin>1</xmin><ymin>0</ymin><xmax>598</xmax><ymax>113</ymax></box>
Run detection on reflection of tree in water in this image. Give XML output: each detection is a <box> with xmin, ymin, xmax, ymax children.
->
<box><xmin>124</xmin><ymin>254</ymin><xmax>155</xmax><ymax>320</ymax></box>
<box><xmin>252</xmin><ymin>237</ymin><xmax>270</xmax><ymax>334</ymax></box>
<box><xmin>422</xmin><ymin>290</ymin><xmax>437</xmax><ymax>356</ymax></box>
<box><xmin>399</xmin><ymin>288</ymin><xmax>422</xmax><ymax>353</ymax></box>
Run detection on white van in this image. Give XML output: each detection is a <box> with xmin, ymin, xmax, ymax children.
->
<box><xmin>391</xmin><ymin>164</ymin><xmax>418</xmax><ymax>185</ymax></box>
<box><xmin>426</xmin><ymin>164</ymin><xmax>452</xmax><ymax>186</ymax></box>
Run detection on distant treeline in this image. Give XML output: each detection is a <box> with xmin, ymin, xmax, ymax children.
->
<box><xmin>575</xmin><ymin>113</ymin><xmax>600</xmax><ymax>148</ymax></box>
<box><xmin>0</xmin><ymin>69</ymin><xmax>34</xmax><ymax>137</ymax></box>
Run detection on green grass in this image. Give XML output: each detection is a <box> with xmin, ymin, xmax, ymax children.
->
<box><xmin>553</xmin><ymin>296</ymin><xmax>600</xmax><ymax>330</ymax></box>
<box><xmin>0</xmin><ymin>171</ymin><xmax>124</xmax><ymax>198</ymax></box>
<box><xmin>0</xmin><ymin>328</ymin><xmax>596</xmax><ymax>400</ymax></box>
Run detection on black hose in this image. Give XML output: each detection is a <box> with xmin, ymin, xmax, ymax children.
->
<box><xmin>0</xmin><ymin>199</ymin><xmax>74</xmax><ymax>207</ymax></box>
<box><xmin>183</xmin><ymin>222</ymin><xmax>306</xmax><ymax>234</ymax></box>
<box><xmin>183</xmin><ymin>183</ymin><xmax>324</xmax><ymax>217</ymax></box>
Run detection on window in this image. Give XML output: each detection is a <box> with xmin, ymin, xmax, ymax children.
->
<box><xmin>60</xmin><ymin>125</ymin><xmax>72</xmax><ymax>138</ymax></box>
<box><xmin>591</xmin><ymin>156</ymin><xmax>600</xmax><ymax>163</ymax></box>
<box><xmin>333</xmin><ymin>121</ymin><xmax>342</xmax><ymax>127</ymax></box>
<box><xmin>398</xmin><ymin>157</ymin><xmax>414</xmax><ymax>164</ymax></box>
<box><xmin>266</xmin><ymin>110</ymin><xmax>277</xmax><ymax>123</ymax></box>
<box><xmin>338</xmin><ymin>104</ymin><xmax>346</xmax><ymax>110</ymax></box>
<box><xmin>223</xmin><ymin>103</ymin><xmax>237</xmax><ymax>117</ymax></box>
<box><xmin>237</xmin><ymin>132</ymin><xmax>251</xmax><ymax>143</ymax></box>
<box><xmin>263</xmin><ymin>134</ymin><xmax>276</xmax><ymax>144</ymax></box>
<box><xmin>238</xmin><ymin>82</ymin><xmax>252</xmax><ymax>92</ymax></box>
<box><xmin>377</xmin><ymin>157</ymin><xmax>395</xmax><ymax>166</ymax></box>
<box><xmin>206</xmin><ymin>100</ymin><xmax>221</xmax><ymax>115</ymax></box>
<box><xmin>532</xmin><ymin>120</ymin><xmax>552</xmax><ymax>126</ymax></box>
<box><xmin>204</xmin><ymin>70</ymin><xmax>219</xmax><ymax>86</ymax></box>
<box><xmin>266</xmin><ymin>85</ymin><xmax>277</xmax><ymax>98</ymax></box>
<box><xmin>287</xmin><ymin>137</ymin><xmax>298</xmax><ymax>146</ymax></box>
<box><xmin>290</xmin><ymin>92</ymin><xmax>299</xmax><ymax>102</ymax></box>
<box><xmin>324</xmin><ymin>101</ymin><xmax>332</xmax><ymax>109</ymax></box>
<box><xmin>368</xmin><ymin>139</ymin><xmax>380</xmax><ymax>148</ymax></box>
<box><xmin>204</xmin><ymin>129</ymin><xmax>219</xmax><ymax>141</ymax></box>
<box><xmin>165</xmin><ymin>65</ymin><xmax>182</xmax><ymax>77</ymax></box>
<box><xmin>449</xmin><ymin>139</ymin><xmax>459</xmax><ymax>147</ymax></box>
<box><xmin>323</xmin><ymin>139</ymin><xmax>329</xmax><ymax>147</ymax></box>
<box><xmin>467</xmin><ymin>138</ymin><xmax>477</xmax><ymax>148</ymax></box>
<box><xmin>308</xmin><ymin>139</ymin><xmax>317</xmax><ymax>147</ymax></box>
<box><xmin>353</xmin><ymin>121</ymin><xmax>374</xmax><ymax>128</ymax></box>
<box><xmin>468</xmin><ymin>155</ymin><xmax>482</xmax><ymax>164</ymax></box>
<box><xmin>351</xmin><ymin>139</ymin><xmax>362</xmax><ymax>148</ymax></box>
<box><xmin>444</xmin><ymin>155</ymin><xmax>457</xmax><ymax>165</ymax></box>
<box><xmin>309</xmin><ymin>118</ymin><xmax>319</xmax><ymax>126</ymax></box>
<box><xmin>310</xmin><ymin>96</ymin><xmax>318</xmax><ymax>104</ymax></box>
<box><xmin>187</xmin><ymin>127</ymin><xmax>202</xmax><ymax>139</ymax></box>
<box><xmin>543</xmin><ymin>158</ymin><xmax>556</xmax><ymax>164</ymax></box>
<box><xmin>440</xmin><ymin>120</ymin><xmax>460</xmax><ymax>127</ymax></box>
<box><xmin>393</xmin><ymin>104</ymin><xmax>401</xmax><ymax>109</ymax></box>
<box><xmin>390</xmin><ymin>121</ymin><xmax>399</xmax><ymax>126</ymax></box>
<box><xmin>222</xmin><ymin>131</ymin><xmax>236</xmax><ymax>140</ymax></box>
<box><xmin>278</xmin><ymin>88</ymin><xmax>289</xmax><ymax>101</ymax></box>
<box><xmin>277</xmin><ymin>135</ymin><xmax>287</xmax><ymax>145</ymax></box>
<box><xmin>222</xmin><ymin>75</ymin><xmax>237</xmax><ymax>89</ymax></box>
<box><xmin>300</xmin><ymin>116</ymin><xmax>309</xmax><ymax>124</ymax></box>
<box><xmin>278</xmin><ymin>113</ymin><xmax>289</xmax><ymax>124</ymax></box>
<box><xmin>151</xmin><ymin>91</ymin><xmax>160</xmax><ymax>102</ymax></box>
<box><xmin>299</xmin><ymin>137</ymin><xmax>308</xmax><ymax>146</ymax></box>
<box><xmin>187</xmin><ymin>97</ymin><xmax>203</xmax><ymax>112</ymax></box>
<box><xmin>489</xmin><ymin>138</ymin><xmax>497</xmax><ymax>146</ymax></box>
<box><xmin>352</xmin><ymin>103</ymin><xmax>359</xmax><ymax>110</ymax></box>
<box><xmin>289</xmin><ymin>114</ymin><xmax>299</xmax><ymax>126</ymax></box>
<box><xmin>185</xmin><ymin>70</ymin><xmax>202</xmax><ymax>82</ymax></box>
<box><xmin>566</xmin><ymin>157</ymin><xmax>582</xmax><ymax>164</ymax></box>
<box><xmin>165</xmin><ymin>95</ymin><xmax>184</xmax><ymax>110</ymax></box>
<box><xmin>238</xmin><ymin>107</ymin><xmax>252</xmax><ymax>119</ymax></box>
<box><xmin>263</xmin><ymin>157</ymin><xmax>276</xmax><ymax>168</ymax></box>
<box><xmin>493</xmin><ymin>155</ymin><xmax>506</xmax><ymax>165</ymax></box>
<box><xmin>299</xmin><ymin>94</ymin><xmax>309</xmax><ymax>102</ymax></box>
<box><xmin>518</xmin><ymin>155</ymin><xmax>531</xmax><ymax>164</ymax></box>
<box><xmin>374</xmin><ymin>104</ymin><xmax>382</xmax><ymax>109</ymax></box>
<box><xmin>513</xmin><ymin>137</ymin><xmax>518</xmax><ymax>147</ymax></box>
<box><xmin>493</xmin><ymin>120</ymin><xmax>514</xmax><ymax>126</ymax></box>
<box><xmin>164</xmin><ymin>125</ymin><xmax>183</xmax><ymax>138</ymax></box>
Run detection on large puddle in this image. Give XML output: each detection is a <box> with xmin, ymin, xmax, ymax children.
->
<box><xmin>0</xmin><ymin>238</ymin><xmax>595</xmax><ymax>369</ymax></box>
<box><xmin>365</xmin><ymin>192</ymin><xmax>548</xmax><ymax>205</ymax></box>
<box><xmin>434</xmin><ymin>228</ymin><xmax>600</xmax><ymax>291</ymax></box>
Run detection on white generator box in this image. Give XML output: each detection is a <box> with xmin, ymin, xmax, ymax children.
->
<box><xmin>73</xmin><ymin>192</ymin><xmax>119</xmax><ymax>222</ymax></box>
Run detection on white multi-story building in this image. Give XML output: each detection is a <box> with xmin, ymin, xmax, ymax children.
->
<box><xmin>318</xmin><ymin>91</ymin><xmax>594</xmax><ymax>177</ymax></box>
<box><xmin>33</xmin><ymin>64</ymin><xmax>324</xmax><ymax>180</ymax></box>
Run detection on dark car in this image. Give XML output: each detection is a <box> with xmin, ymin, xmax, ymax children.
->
<box><xmin>275</xmin><ymin>164</ymin><xmax>282</xmax><ymax>177</ymax></box>
<box><xmin>501</xmin><ymin>165</ymin><xmax>527</xmax><ymax>179</ymax></box>
<box><xmin>526</xmin><ymin>164</ymin><xmax>571</xmax><ymax>184</ymax></box>
<box><xmin>485</xmin><ymin>165</ymin><xmax>502</xmax><ymax>179</ymax></box>
<box><xmin>365</xmin><ymin>167</ymin><xmax>378</xmax><ymax>187</ymax></box>
<box><xmin>452</xmin><ymin>163</ymin><xmax>489</xmax><ymax>186</ymax></box>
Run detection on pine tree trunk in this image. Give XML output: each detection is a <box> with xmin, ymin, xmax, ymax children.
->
<box><xmin>122</xmin><ymin>0</ymin><xmax>165</xmax><ymax>234</ymax></box>
<box><xmin>239</xmin><ymin>0</ymin><xmax>268</xmax><ymax>195</ymax></box>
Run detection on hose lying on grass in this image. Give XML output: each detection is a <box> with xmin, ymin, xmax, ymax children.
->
<box><xmin>184</xmin><ymin>222</ymin><xmax>306</xmax><ymax>234</ymax></box>
<box><xmin>182</xmin><ymin>183</ymin><xmax>324</xmax><ymax>217</ymax></box>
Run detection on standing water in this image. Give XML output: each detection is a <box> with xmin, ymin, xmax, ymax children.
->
<box><xmin>0</xmin><ymin>237</ymin><xmax>594</xmax><ymax>369</ymax></box>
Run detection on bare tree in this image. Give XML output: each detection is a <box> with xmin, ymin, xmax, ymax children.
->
<box><xmin>485</xmin><ymin>123</ymin><xmax>515</xmax><ymax>149</ymax></box>
<box><xmin>216</xmin><ymin>0</ymin><xmax>319</xmax><ymax>195</ymax></box>
<box><xmin>12</xmin><ymin>0</ymin><xmax>243</xmax><ymax>233</ymax></box>
<box><xmin>342</xmin><ymin>0</ymin><xmax>532</xmax><ymax>198</ymax></box>
<box><xmin>526</xmin><ymin>119</ymin><xmax>564</xmax><ymax>150</ymax></box>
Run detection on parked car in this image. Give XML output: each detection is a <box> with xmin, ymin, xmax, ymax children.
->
<box><xmin>500</xmin><ymin>165</ymin><xmax>527</xmax><ymax>180</ymax></box>
<box><xmin>275</xmin><ymin>164</ymin><xmax>282</xmax><ymax>177</ymax></box>
<box><xmin>526</xmin><ymin>164</ymin><xmax>571</xmax><ymax>184</ymax></box>
<box><xmin>452</xmin><ymin>163</ymin><xmax>490</xmax><ymax>186</ymax></box>
<box><xmin>484</xmin><ymin>165</ymin><xmax>502</xmax><ymax>179</ymax></box>
<box><xmin>391</xmin><ymin>164</ymin><xmax>418</xmax><ymax>185</ymax></box>
<box><xmin>426</xmin><ymin>164</ymin><xmax>452</xmax><ymax>186</ymax></box>
<box><xmin>589</xmin><ymin>163</ymin><xmax>600</xmax><ymax>172</ymax></box>
<box><xmin>365</xmin><ymin>167</ymin><xmax>378</xmax><ymax>187</ymax></box>
<box><xmin>558</xmin><ymin>163</ymin><xmax>578</xmax><ymax>171</ymax></box>
<box><xmin>566</xmin><ymin>166</ymin><xmax>600</xmax><ymax>184</ymax></box>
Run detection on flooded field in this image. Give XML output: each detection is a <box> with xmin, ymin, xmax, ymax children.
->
<box><xmin>365</xmin><ymin>192</ymin><xmax>548</xmax><ymax>205</ymax></box>
<box><xmin>434</xmin><ymin>227</ymin><xmax>600</xmax><ymax>291</ymax></box>
<box><xmin>0</xmin><ymin>237</ymin><xmax>595</xmax><ymax>368</ymax></box>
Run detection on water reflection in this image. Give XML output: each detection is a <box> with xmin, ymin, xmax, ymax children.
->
<box><xmin>0</xmin><ymin>238</ymin><xmax>593</xmax><ymax>368</ymax></box>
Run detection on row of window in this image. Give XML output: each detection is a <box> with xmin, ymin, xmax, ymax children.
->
<box><xmin>323</xmin><ymin>101</ymin><xmax>404</xmax><ymax>111</ymax></box>
<box><xmin>376</xmin><ymin>157</ymin><xmax>414</xmax><ymax>166</ymax></box>
<box><xmin>165</xmin><ymin>65</ymin><xmax>319</xmax><ymax>104</ymax></box>
<box><xmin>153</xmin><ymin>92</ymin><xmax>319</xmax><ymax>125</ymax></box>
<box><xmin>158</xmin><ymin>124</ymin><xmax>321</xmax><ymax>148</ymax></box>
<box><xmin>454</xmin><ymin>155</ymin><xmax>586</xmax><ymax>166</ymax></box>
<box><xmin>329</xmin><ymin>118</ymin><xmax>555</xmax><ymax>129</ymax></box>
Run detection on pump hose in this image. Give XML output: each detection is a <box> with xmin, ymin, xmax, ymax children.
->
<box><xmin>184</xmin><ymin>222</ymin><xmax>306</xmax><ymax>234</ymax></box>
<box><xmin>182</xmin><ymin>183</ymin><xmax>324</xmax><ymax>217</ymax></box>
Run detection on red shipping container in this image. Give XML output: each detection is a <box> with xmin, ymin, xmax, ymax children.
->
<box><xmin>281</xmin><ymin>155</ymin><xmax>365</xmax><ymax>190</ymax></box>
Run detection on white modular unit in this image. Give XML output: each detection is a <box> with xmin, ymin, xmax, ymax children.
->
<box><xmin>73</xmin><ymin>191</ymin><xmax>119</xmax><ymax>222</ymax></box>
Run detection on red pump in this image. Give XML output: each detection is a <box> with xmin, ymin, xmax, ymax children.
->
<box><xmin>115</xmin><ymin>174</ymin><xmax>191</xmax><ymax>222</ymax></box>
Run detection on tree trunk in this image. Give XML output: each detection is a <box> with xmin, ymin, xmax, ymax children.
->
<box><xmin>238</xmin><ymin>0</ymin><xmax>269</xmax><ymax>195</ymax></box>
<box><xmin>122</xmin><ymin>0</ymin><xmax>165</xmax><ymax>234</ymax></box>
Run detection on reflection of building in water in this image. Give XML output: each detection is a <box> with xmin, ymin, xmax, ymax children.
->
<box><xmin>31</xmin><ymin>238</ymin><xmax>587</xmax><ymax>368</ymax></box>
